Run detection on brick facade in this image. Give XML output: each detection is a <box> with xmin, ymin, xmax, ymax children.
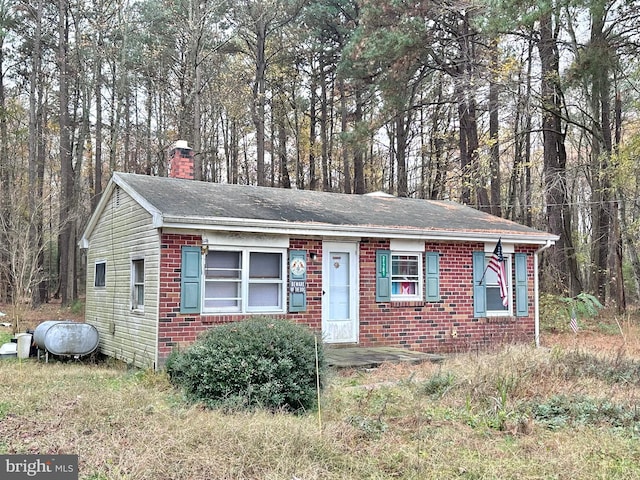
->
<box><xmin>158</xmin><ymin>233</ymin><xmax>537</xmax><ymax>366</ymax></box>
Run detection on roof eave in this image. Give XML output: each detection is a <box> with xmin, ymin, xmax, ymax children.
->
<box><xmin>158</xmin><ymin>216</ymin><xmax>558</xmax><ymax>245</ymax></box>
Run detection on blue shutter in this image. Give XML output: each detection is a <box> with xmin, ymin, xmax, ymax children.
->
<box><xmin>289</xmin><ymin>250</ymin><xmax>307</xmax><ymax>312</ymax></box>
<box><xmin>472</xmin><ymin>251</ymin><xmax>486</xmax><ymax>317</ymax></box>
<box><xmin>376</xmin><ymin>250</ymin><xmax>391</xmax><ymax>302</ymax></box>
<box><xmin>180</xmin><ymin>246</ymin><xmax>201</xmax><ymax>314</ymax></box>
<box><xmin>515</xmin><ymin>253</ymin><xmax>529</xmax><ymax>317</ymax></box>
<box><xmin>425</xmin><ymin>252</ymin><xmax>440</xmax><ymax>302</ymax></box>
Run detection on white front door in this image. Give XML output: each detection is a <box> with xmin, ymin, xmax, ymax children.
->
<box><xmin>322</xmin><ymin>242</ymin><xmax>359</xmax><ymax>343</ymax></box>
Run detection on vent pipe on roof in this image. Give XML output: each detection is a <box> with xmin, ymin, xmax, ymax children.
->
<box><xmin>168</xmin><ymin>140</ymin><xmax>194</xmax><ymax>180</ymax></box>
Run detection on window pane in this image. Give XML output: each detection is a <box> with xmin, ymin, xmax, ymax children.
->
<box><xmin>484</xmin><ymin>264</ymin><xmax>499</xmax><ymax>285</ymax></box>
<box><xmin>133</xmin><ymin>260</ymin><xmax>144</xmax><ymax>282</ymax></box>
<box><xmin>392</xmin><ymin>281</ymin><xmax>417</xmax><ymax>295</ymax></box>
<box><xmin>204</xmin><ymin>281</ymin><xmax>240</xmax><ymax>308</ymax></box>
<box><xmin>134</xmin><ymin>285</ymin><xmax>144</xmax><ymax>306</ymax></box>
<box><xmin>248</xmin><ymin>284</ymin><xmax>281</xmax><ymax>307</ymax></box>
<box><xmin>206</xmin><ymin>251</ymin><xmax>241</xmax><ymax>278</ymax></box>
<box><xmin>249</xmin><ymin>252</ymin><xmax>281</xmax><ymax>278</ymax></box>
<box><xmin>204</xmin><ymin>251</ymin><xmax>242</xmax><ymax>310</ymax></box>
<box><xmin>392</xmin><ymin>255</ymin><xmax>419</xmax><ymax>276</ymax></box>
<box><xmin>95</xmin><ymin>262</ymin><xmax>106</xmax><ymax>287</ymax></box>
<box><xmin>486</xmin><ymin>286</ymin><xmax>508</xmax><ymax>310</ymax></box>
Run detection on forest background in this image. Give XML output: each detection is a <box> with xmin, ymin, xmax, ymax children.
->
<box><xmin>1</xmin><ymin>0</ymin><xmax>639</xmax><ymax>314</ymax></box>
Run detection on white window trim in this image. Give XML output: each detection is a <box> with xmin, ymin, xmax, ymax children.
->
<box><xmin>484</xmin><ymin>242</ymin><xmax>514</xmax><ymax>254</ymax></box>
<box><xmin>390</xmin><ymin>239</ymin><xmax>425</xmax><ymax>252</ymax></box>
<box><xmin>390</xmin><ymin>251</ymin><xmax>424</xmax><ymax>302</ymax></box>
<box><xmin>204</xmin><ymin>233</ymin><xmax>289</xmax><ymax>248</ymax></box>
<box><xmin>130</xmin><ymin>256</ymin><xmax>145</xmax><ymax>313</ymax></box>
<box><xmin>484</xmin><ymin>253</ymin><xmax>513</xmax><ymax>317</ymax></box>
<box><xmin>202</xmin><ymin>247</ymin><xmax>287</xmax><ymax>314</ymax></box>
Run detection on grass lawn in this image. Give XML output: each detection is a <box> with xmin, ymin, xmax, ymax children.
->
<box><xmin>1</xmin><ymin>305</ymin><xmax>640</xmax><ymax>478</ymax></box>
<box><xmin>1</xmin><ymin>343</ymin><xmax>640</xmax><ymax>478</ymax></box>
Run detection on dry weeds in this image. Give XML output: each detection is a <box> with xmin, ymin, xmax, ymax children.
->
<box><xmin>0</xmin><ymin>339</ymin><xmax>639</xmax><ymax>479</ymax></box>
<box><xmin>0</xmin><ymin>304</ymin><xmax>639</xmax><ymax>479</ymax></box>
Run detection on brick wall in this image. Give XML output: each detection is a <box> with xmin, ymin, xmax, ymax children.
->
<box><xmin>157</xmin><ymin>233</ymin><xmax>537</xmax><ymax>366</ymax></box>
<box><xmin>168</xmin><ymin>145</ymin><xmax>194</xmax><ymax>180</ymax></box>
<box><xmin>358</xmin><ymin>239</ymin><xmax>536</xmax><ymax>353</ymax></box>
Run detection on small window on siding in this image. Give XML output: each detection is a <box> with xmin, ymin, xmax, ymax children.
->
<box><xmin>131</xmin><ymin>258</ymin><xmax>145</xmax><ymax>311</ymax></box>
<box><xmin>95</xmin><ymin>261</ymin><xmax>106</xmax><ymax>288</ymax></box>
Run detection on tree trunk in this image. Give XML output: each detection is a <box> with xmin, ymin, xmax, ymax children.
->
<box><xmin>537</xmin><ymin>6</ymin><xmax>582</xmax><ymax>296</ymax></box>
<box><xmin>277</xmin><ymin>97</ymin><xmax>291</xmax><ymax>188</ymax></box>
<box><xmin>229</xmin><ymin>118</ymin><xmax>239</xmax><ymax>184</ymax></box>
<box><xmin>353</xmin><ymin>86</ymin><xmax>365</xmax><ymax>194</ymax></box>
<box><xmin>488</xmin><ymin>39</ymin><xmax>501</xmax><ymax>217</ymax></box>
<box><xmin>29</xmin><ymin>0</ymin><xmax>45</xmax><ymax>305</ymax></box>
<box><xmin>429</xmin><ymin>79</ymin><xmax>445</xmax><ymax>200</ymax></box>
<box><xmin>0</xmin><ymin>16</ymin><xmax>8</xmax><ymax>300</ymax></box>
<box><xmin>339</xmin><ymin>79</ymin><xmax>351</xmax><ymax>194</ymax></box>
<box><xmin>193</xmin><ymin>49</ymin><xmax>202</xmax><ymax>181</ymax></box>
<box><xmin>93</xmin><ymin>40</ymin><xmax>103</xmax><ymax>210</ymax></box>
<box><xmin>309</xmin><ymin>72</ymin><xmax>318</xmax><ymax>190</ymax></box>
<box><xmin>588</xmin><ymin>7</ymin><xmax>614</xmax><ymax>305</ymax></box>
<box><xmin>320</xmin><ymin>59</ymin><xmax>331</xmax><ymax>191</ymax></box>
<box><xmin>395</xmin><ymin>113</ymin><xmax>408</xmax><ymax>197</ymax></box>
<box><xmin>611</xmin><ymin>85</ymin><xmax>625</xmax><ymax>311</ymax></box>
<box><xmin>253</xmin><ymin>18</ymin><xmax>267</xmax><ymax>186</ymax></box>
<box><xmin>58</xmin><ymin>0</ymin><xmax>74</xmax><ymax>305</ymax></box>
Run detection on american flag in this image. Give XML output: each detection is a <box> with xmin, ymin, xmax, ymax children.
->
<box><xmin>570</xmin><ymin>310</ymin><xmax>579</xmax><ymax>334</ymax></box>
<box><xmin>488</xmin><ymin>239</ymin><xmax>508</xmax><ymax>307</ymax></box>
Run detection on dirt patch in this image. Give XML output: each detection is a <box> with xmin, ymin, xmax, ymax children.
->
<box><xmin>542</xmin><ymin>330</ymin><xmax>640</xmax><ymax>358</ymax></box>
<box><xmin>0</xmin><ymin>300</ymin><xmax>84</xmax><ymax>333</ymax></box>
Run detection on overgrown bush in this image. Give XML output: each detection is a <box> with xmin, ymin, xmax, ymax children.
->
<box><xmin>165</xmin><ymin>317</ymin><xmax>325</xmax><ymax>412</ymax></box>
<box><xmin>530</xmin><ymin>394</ymin><xmax>640</xmax><ymax>430</ymax></box>
<box><xmin>421</xmin><ymin>371</ymin><xmax>455</xmax><ymax>398</ymax></box>
<box><xmin>557</xmin><ymin>350</ymin><xmax>640</xmax><ymax>386</ymax></box>
<box><xmin>540</xmin><ymin>292</ymin><xmax>603</xmax><ymax>332</ymax></box>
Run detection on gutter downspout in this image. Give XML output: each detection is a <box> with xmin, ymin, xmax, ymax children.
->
<box><xmin>534</xmin><ymin>240</ymin><xmax>553</xmax><ymax>347</ymax></box>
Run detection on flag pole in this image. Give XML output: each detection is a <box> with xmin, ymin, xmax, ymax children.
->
<box><xmin>478</xmin><ymin>238</ymin><xmax>502</xmax><ymax>286</ymax></box>
<box><xmin>478</xmin><ymin>263</ymin><xmax>490</xmax><ymax>285</ymax></box>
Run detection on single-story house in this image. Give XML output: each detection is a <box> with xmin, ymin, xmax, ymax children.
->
<box><xmin>79</xmin><ymin>142</ymin><xmax>558</xmax><ymax>370</ymax></box>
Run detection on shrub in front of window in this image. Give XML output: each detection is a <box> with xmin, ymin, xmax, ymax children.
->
<box><xmin>165</xmin><ymin>317</ymin><xmax>325</xmax><ymax>412</ymax></box>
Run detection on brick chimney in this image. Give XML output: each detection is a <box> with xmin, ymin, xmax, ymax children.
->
<box><xmin>169</xmin><ymin>140</ymin><xmax>194</xmax><ymax>179</ymax></box>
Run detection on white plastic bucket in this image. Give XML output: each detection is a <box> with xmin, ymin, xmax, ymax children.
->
<box><xmin>16</xmin><ymin>333</ymin><xmax>32</xmax><ymax>359</ymax></box>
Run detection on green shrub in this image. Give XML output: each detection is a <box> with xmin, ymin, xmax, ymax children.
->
<box><xmin>530</xmin><ymin>395</ymin><xmax>640</xmax><ymax>430</ymax></box>
<box><xmin>421</xmin><ymin>371</ymin><xmax>455</xmax><ymax>398</ymax></box>
<box><xmin>540</xmin><ymin>292</ymin><xmax>603</xmax><ymax>332</ymax></box>
<box><xmin>0</xmin><ymin>331</ymin><xmax>11</xmax><ymax>346</ymax></box>
<box><xmin>558</xmin><ymin>350</ymin><xmax>640</xmax><ymax>386</ymax></box>
<box><xmin>165</xmin><ymin>317</ymin><xmax>325</xmax><ymax>412</ymax></box>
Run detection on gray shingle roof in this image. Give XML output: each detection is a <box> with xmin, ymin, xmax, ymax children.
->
<box><xmin>107</xmin><ymin>172</ymin><xmax>555</xmax><ymax>242</ymax></box>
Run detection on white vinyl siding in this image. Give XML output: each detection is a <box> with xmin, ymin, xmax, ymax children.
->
<box><xmin>84</xmin><ymin>188</ymin><xmax>159</xmax><ymax>369</ymax></box>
